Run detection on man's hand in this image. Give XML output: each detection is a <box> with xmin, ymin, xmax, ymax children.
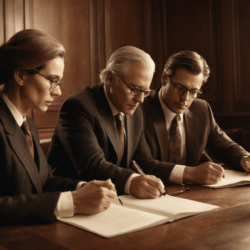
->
<box><xmin>183</xmin><ymin>162</ymin><xmax>225</xmax><ymax>185</ymax></box>
<box><xmin>72</xmin><ymin>179</ymin><xmax>117</xmax><ymax>215</ymax></box>
<box><xmin>240</xmin><ymin>156</ymin><xmax>250</xmax><ymax>172</ymax></box>
<box><xmin>130</xmin><ymin>175</ymin><xmax>165</xmax><ymax>199</ymax></box>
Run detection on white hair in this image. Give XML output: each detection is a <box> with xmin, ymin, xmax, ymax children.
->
<box><xmin>99</xmin><ymin>46</ymin><xmax>155</xmax><ymax>83</ymax></box>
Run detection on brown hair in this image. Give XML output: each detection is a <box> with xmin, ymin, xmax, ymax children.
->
<box><xmin>0</xmin><ymin>29</ymin><xmax>65</xmax><ymax>85</ymax></box>
<box><xmin>163</xmin><ymin>51</ymin><xmax>210</xmax><ymax>83</ymax></box>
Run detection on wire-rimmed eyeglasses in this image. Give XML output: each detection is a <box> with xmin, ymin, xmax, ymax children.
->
<box><xmin>33</xmin><ymin>69</ymin><xmax>63</xmax><ymax>90</ymax></box>
<box><xmin>119</xmin><ymin>76</ymin><xmax>152</xmax><ymax>97</ymax></box>
<box><xmin>168</xmin><ymin>77</ymin><xmax>202</xmax><ymax>98</ymax></box>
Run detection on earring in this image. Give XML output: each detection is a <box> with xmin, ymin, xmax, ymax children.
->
<box><xmin>110</xmin><ymin>87</ymin><xmax>113</xmax><ymax>94</ymax></box>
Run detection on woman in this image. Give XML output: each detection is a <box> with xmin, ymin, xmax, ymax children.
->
<box><xmin>0</xmin><ymin>29</ymin><xmax>116</xmax><ymax>224</ymax></box>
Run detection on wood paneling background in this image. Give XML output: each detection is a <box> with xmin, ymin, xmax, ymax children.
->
<box><xmin>1</xmin><ymin>0</ymin><xmax>250</xmax><ymax>151</ymax></box>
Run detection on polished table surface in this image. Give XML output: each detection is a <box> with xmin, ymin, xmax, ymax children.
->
<box><xmin>2</xmin><ymin>184</ymin><xmax>250</xmax><ymax>250</ymax></box>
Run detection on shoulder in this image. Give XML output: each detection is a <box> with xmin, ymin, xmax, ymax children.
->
<box><xmin>189</xmin><ymin>98</ymin><xmax>212</xmax><ymax>114</ymax></box>
<box><xmin>60</xmin><ymin>85</ymin><xmax>101</xmax><ymax>114</ymax></box>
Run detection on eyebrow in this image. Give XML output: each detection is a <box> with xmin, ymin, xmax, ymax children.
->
<box><xmin>173</xmin><ymin>81</ymin><xmax>200</xmax><ymax>91</ymax></box>
<box><xmin>129</xmin><ymin>83</ymin><xmax>150</xmax><ymax>91</ymax></box>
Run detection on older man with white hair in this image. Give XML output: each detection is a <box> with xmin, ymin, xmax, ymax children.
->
<box><xmin>47</xmin><ymin>46</ymin><xmax>171</xmax><ymax>198</ymax></box>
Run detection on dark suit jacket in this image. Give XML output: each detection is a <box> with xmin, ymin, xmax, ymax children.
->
<box><xmin>142</xmin><ymin>87</ymin><xmax>249</xmax><ymax>170</ymax></box>
<box><xmin>47</xmin><ymin>84</ymin><xmax>173</xmax><ymax>194</ymax></box>
<box><xmin>0</xmin><ymin>95</ymin><xmax>79</xmax><ymax>224</ymax></box>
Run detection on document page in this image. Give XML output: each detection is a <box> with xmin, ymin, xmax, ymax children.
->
<box><xmin>116</xmin><ymin>195</ymin><xmax>219</xmax><ymax>221</ymax></box>
<box><xmin>204</xmin><ymin>170</ymin><xmax>250</xmax><ymax>188</ymax></box>
<box><xmin>57</xmin><ymin>204</ymin><xmax>169</xmax><ymax>238</ymax></box>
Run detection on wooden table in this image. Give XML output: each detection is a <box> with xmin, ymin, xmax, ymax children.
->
<box><xmin>2</xmin><ymin>184</ymin><xmax>250</xmax><ymax>250</ymax></box>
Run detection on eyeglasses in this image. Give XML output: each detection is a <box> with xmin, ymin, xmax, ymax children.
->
<box><xmin>119</xmin><ymin>76</ymin><xmax>152</xmax><ymax>97</ymax></box>
<box><xmin>33</xmin><ymin>69</ymin><xmax>63</xmax><ymax>90</ymax></box>
<box><xmin>168</xmin><ymin>77</ymin><xmax>202</xmax><ymax>98</ymax></box>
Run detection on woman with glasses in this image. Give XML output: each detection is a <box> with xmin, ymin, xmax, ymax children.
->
<box><xmin>0</xmin><ymin>29</ymin><xmax>116</xmax><ymax>224</ymax></box>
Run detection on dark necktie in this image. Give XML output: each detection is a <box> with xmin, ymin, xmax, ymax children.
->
<box><xmin>115</xmin><ymin>113</ymin><xmax>124</xmax><ymax>166</ymax></box>
<box><xmin>168</xmin><ymin>115</ymin><xmax>181</xmax><ymax>164</ymax></box>
<box><xmin>21</xmin><ymin>120</ymin><xmax>34</xmax><ymax>159</ymax></box>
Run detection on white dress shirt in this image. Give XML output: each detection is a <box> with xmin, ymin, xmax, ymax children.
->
<box><xmin>158</xmin><ymin>88</ymin><xmax>187</xmax><ymax>185</ymax></box>
<box><xmin>0</xmin><ymin>90</ymin><xmax>83</xmax><ymax>217</ymax></box>
<box><xmin>103</xmin><ymin>84</ymin><xmax>139</xmax><ymax>194</ymax></box>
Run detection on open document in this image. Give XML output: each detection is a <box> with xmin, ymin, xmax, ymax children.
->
<box><xmin>204</xmin><ymin>170</ymin><xmax>250</xmax><ymax>188</ymax></box>
<box><xmin>57</xmin><ymin>195</ymin><xmax>219</xmax><ymax>238</ymax></box>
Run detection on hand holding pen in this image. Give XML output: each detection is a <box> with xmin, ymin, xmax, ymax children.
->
<box><xmin>183</xmin><ymin>151</ymin><xmax>225</xmax><ymax>185</ymax></box>
<box><xmin>240</xmin><ymin>155</ymin><xmax>250</xmax><ymax>175</ymax></box>
<box><xmin>129</xmin><ymin>161</ymin><xmax>166</xmax><ymax>199</ymax></box>
<box><xmin>130</xmin><ymin>161</ymin><xmax>190</xmax><ymax>198</ymax></box>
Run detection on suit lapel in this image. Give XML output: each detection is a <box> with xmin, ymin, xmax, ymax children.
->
<box><xmin>150</xmin><ymin>87</ymin><xmax>169</xmax><ymax>162</ymax></box>
<box><xmin>126</xmin><ymin>114</ymin><xmax>135</xmax><ymax>167</ymax></box>
<box><xmin>95</xmin><ymin>84</ymin><xmax>119</xmax><ymax>158</ymax></box>
<box><xmin>184</xmin><ymin>109</ymin><xmax>199</xmax><ymax>165</ymax></box>
<box><xmin>0</xmin><ymin>96</ymin><xmax>42</xmax><ymax>193</ymax></box>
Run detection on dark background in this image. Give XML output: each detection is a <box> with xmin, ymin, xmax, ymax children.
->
<box><xmin>1</xmin><ymin>0</ymin><xmax>249</xmax><ymax>151</ymax></box>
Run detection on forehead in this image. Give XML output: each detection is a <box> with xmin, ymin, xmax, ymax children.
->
<box><xmin>172</xmin><ymin>67</ymin><xmax>203</xmax><ymax>89</ymax></box>
<box><xmin>124</xmin><ymin>64</ymin><xmax>153</xmax><ymax>89</ymax></box>
<box><xmin>41</xmin><ymin>57</ymin><xmax>64</xmax><ymax>77</ymax></box>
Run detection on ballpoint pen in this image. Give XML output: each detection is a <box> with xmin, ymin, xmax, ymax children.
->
<box><xmin>202</xmin><ymin>151</ymin><xmax>225</xmax><ymax>178</ymax></box>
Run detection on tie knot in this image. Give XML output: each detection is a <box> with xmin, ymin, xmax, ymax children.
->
<box><xmin>22</xmin><ymin>120</ymin><xmax>30</xmax><ymax>131</ymax></box>
<box><xmin>173</xmin><ymin>114</ymin><xmax>181</xmax><ymax>123</ymax></box>
<box><xmin>115</xmin><ymin>112</ymin><xmax>123</xmax><ymax>121</ymax></box>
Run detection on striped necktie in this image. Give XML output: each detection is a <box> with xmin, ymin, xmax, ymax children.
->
<box><xmin>21</xmin><ymin>120</ymin><xmax>34</xmax><ymax>159</ymax></box>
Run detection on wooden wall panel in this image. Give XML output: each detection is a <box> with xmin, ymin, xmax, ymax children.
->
<box><xmin>231</xmin><ymin>0</ymin><xmax>250</xmax><ymax>113</ymax></box>
<box><xmin>31</xmin><ymin>0</ymin><xmax>91</xmax><ymax>137</ymax></box>
<box><xmin>104</xmin><ymin>0</ymin><xmax>145</xmax><ymax>58</ymax></box>
<box><xmin>0</xmin><ymin>0</ymin><xmax>4</xmax><ymax>44</ymax></box>
<box><xmin>164</xmin><ymin>0</ymin><xmax>223</xmax><ymax>112</ymax></box>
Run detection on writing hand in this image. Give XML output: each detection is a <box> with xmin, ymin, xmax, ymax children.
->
<box><xmin>183</xmin><ymin>162</ymin><xmax>225</xmax><ymax>185</ymax></box>
<box><xmin>240</xmin><ymin>156</ymin><xmax>250</xmax><ymax>173</ymax></box>
<box><xmin>72</xmin><ymin>179</ymin><xmax>117</xmax><ymax>215</ymax></box>
<box><xmin>130</xmin><ymin>175</ymin><xmax>165</xmax><ymax>199</ymax></box>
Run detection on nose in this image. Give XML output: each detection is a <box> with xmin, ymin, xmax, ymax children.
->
<box><xmin>51</xmin><ymin>85</ymin><xmax>62</xmax><ymax>97</ymax></box>
<box><xmin>181</xmin><ymin>90</ymin><xmax>190</xmax><ymax>101</ymax></box>
<box><xmin>134</xmin><ymin>92</ymin><xmax>145</xmax><ymax>104</ymax></box>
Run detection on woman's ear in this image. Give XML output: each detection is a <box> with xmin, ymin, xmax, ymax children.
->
<box><xmin>13</xmin><ymin>70</ymin><xmax>25</xmax><ymax>86</ymax></box>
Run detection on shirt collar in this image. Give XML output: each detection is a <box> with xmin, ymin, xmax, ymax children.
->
<box><xmin>158</xmin><ymin>88</ymin><xmax>184</xmax><ymax>125</ymax></box>
<box><xmin>0</xmin><ymin>88</ymin><xmax>26</xmax><ymax>126</ymax></box>
<box><xmin>103</xmin><ymin>84</ymin><xmax>124</xmax><ymax>118</ymax></box>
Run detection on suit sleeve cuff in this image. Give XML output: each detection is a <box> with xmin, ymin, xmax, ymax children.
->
<box><xmin>169</xmin><ymin>165</ymin><xmax>186</xmax><ymax>185</ymax></box>
<box><xmin>124</xmin><ymin>173</ymin><xmax>140</xmax><ymax>194</ymax></box>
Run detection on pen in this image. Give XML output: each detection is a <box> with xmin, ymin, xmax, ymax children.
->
<box><xmin>132</xmin><ymin>160</ymin><xmax>166</xmax><ymax>196</ymax></box>
<box><xmin>202</xmin><ymin>151</ymin><xmax>225</xmax><ymax>178</ymax></box>
<box><xmin>118</xmin><ymin>198</ymin><xmax>123</xmax><ymax>206</ymax></box>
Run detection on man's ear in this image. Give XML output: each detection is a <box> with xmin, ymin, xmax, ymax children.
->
<box><xmin>14</xmin><ymin>69</ymin><xmax>25</xmax><ymax>86</ymax></box>
<box><xmin>161</xmin><ymin>71</ymin><xmax>168</xmax><ymax>86</ymax></box>
<box><xmin>106</xmin><ymin>71</ymin><xmax>115</xmax><ymax>87</ymax></box>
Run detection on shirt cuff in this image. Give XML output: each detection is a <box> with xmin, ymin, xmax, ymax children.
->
<box><xmin>55</xmin><ymin>182</ymin><xmax>86</xmax><ymax>218</ymax></box>
<box><xmin>124</xmin><ymin>173</ymin><xmax>140</xmax><ymax>194</ymax></box>
<box><xmin>54</xmin><ymin>191</ymin><xmax>74</xmax><ymax>218</ymax></box>
<box><xmin>169</xmin><ymin>165</ymin><xmax>186</xmax><ymax>185</ymax></box>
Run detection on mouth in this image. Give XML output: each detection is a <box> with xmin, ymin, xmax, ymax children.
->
<box><xmin>45</xmin><ymin>101</ymin><xmax>53</xmax><ymax>105</ymax></box>
<box><xmin>128</xmin><ymin>104</ymin><xmax>138</xmax><ymax>109</ymax></box>
<box><xmin>175</xmin><ymin>103</ymin><xmax>187</xmax><ymax>108</ymax></box>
